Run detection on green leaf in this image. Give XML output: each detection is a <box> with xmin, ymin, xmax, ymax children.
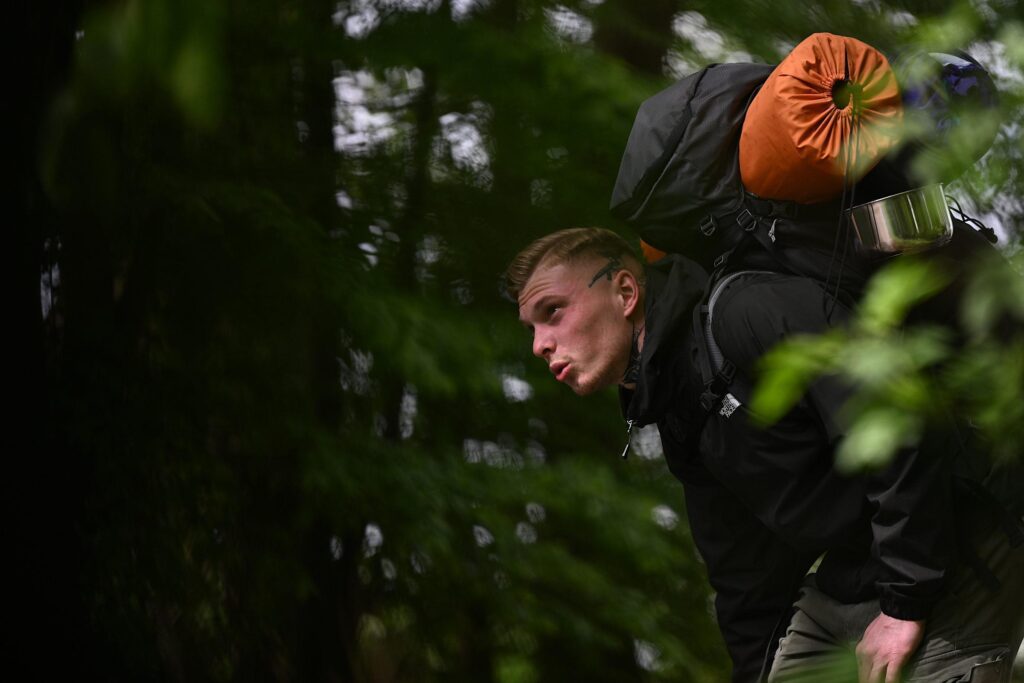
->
<box><xmin>836</xmin><ymin>408</ymin><xmax>922</xmax><ymax>472</ymax></box>
<box><xmin>857</xmin><ymin>259</ymin><xmax>950</xmax><ymax>335</ymax></box>
<box><xmin>171</xmin><ymin>31</ymin><xmax>224</xmax><ymax>128</ymax></box>
<box><xmin>752</xmin><ymin>334</ymin><xmax>840</xmax><ymax>425</ymax></box>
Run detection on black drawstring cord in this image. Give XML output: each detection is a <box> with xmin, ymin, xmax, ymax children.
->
<box><xmin>946</xmin><ymin>194</ymin><xmax>998</xmax><ymax>244</ymax></box>
<box><xmin>822</xmin><ymin>98</ymin><xmax>860</xmax><ymax>322</ymax></box>
<box><xmin>622</xmin><ymin>321</ymin><xmax>643</xmax><ymax>385</ymax></box>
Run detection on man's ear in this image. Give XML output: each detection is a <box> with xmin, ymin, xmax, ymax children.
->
<box><xmin>614</xmin><ymin>269</ymin><xmax>642</xmax><ymax>318</ymax></box>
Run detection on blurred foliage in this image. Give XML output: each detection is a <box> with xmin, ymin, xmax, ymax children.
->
<box><xmin>27</xmin><ymin>0</ymin><xmax>1024</xmax><ymax>681</ymax></box>
<box><xmin>753</xmin><ymin>252</ymin><xmax>1024</xmax><ymax>469</ymax></box>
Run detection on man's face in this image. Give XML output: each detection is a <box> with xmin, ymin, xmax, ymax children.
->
<box><xmin>517</xmin><ymin>257</ymin><xmax>638</xmax><ymax>396</ymax></box>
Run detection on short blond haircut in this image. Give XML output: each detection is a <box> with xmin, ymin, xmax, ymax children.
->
<box><xmin>503</xmin><ymin>228</ymin><xmax>642</xmax><ymax>301</ymax></box>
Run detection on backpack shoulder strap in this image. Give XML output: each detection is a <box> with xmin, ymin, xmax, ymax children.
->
<box><xmin>692</xmin><ymin>269</ymin><xmax>774</xmax><ymax>421</ymax></box>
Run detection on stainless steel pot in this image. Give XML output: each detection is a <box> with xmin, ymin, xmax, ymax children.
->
<box><xmin>846</xmin><ymin>184</ymin><xmax>953</xmax><ymax>254</ymax></box>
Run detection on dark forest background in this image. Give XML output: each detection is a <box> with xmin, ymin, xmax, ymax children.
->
<box><xmin>13</xmin><ymin>1</ymin><xmax>1024</xmax><ymax>681</ymax></box>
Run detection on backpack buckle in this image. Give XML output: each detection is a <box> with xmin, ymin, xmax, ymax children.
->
<box><xmin>719</xmin><ymin>360</ymin><xmax>735</xmax><ymax>384</ymax></box>
<box><xmin>700</xmin><ymin>215</ymin><xmax>717</xmax><ymax>236</ymax></box>
<box><xmin>737</xmin><ymin>209</ymin><xmax>757</xmax><ymax>231</ymax></box>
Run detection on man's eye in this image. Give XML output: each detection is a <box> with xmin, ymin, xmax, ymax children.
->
<box><xmin>547</xmin><ymin>305</ymin><xmax>561</xmax><ymax>317</ymax></box>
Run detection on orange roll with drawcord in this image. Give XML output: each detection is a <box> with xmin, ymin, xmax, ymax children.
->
<box><xmin>740</xmin><ymin>33</ymin><xmax>904</xmax><ymax>205</ymax></box>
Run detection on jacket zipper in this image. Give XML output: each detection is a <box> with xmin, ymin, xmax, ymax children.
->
<box><xmin>621</xmin><ymin>419</ymin><xmax>635</xmax><ymax>460</ymax></box>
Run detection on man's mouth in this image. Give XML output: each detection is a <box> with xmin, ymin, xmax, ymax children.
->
<box><xmin>550</xmin><ymin>361</ymin><xmax>571</xmax><ymax>382</ymax></box>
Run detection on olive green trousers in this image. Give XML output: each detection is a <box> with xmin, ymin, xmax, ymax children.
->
<box><xmin>768</xmin><ymin>525</ymin><xmax>1024</xmax><ymax>683</ymax></box>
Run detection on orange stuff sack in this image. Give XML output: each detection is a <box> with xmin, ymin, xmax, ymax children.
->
<box><xmin>739</xmin><ymin>33</ymin><xmax>903</xmax><ymax>204</ymax></box>
<box><xmin>640</xmin><ymin>240</ymin><xmax>667</xmax><ymax>263</ymax></box>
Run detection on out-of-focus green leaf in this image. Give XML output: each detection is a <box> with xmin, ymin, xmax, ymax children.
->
<box><xmin>945</xmin><ymin>339</ymin><xmax>1024</xmax><ymax>462</ymax></box>
<box><xmin>857</xmin><ymin>259</ymin><xmax>950</xmax><ymax>335</ymax></box>
<box><xmin>908</xmin><ymin>1</ymin><xmax>981</xmax><ymax>52</ymax></box>
<box><xmin>999</xmin><ymin>22</ymin><xmax>1024</xmax><ymax>66</ymax></box>
<box><xmin>751</xmin><ymin>334</ymin><xmax>840</xmax><ymax>425</ymax></box>
<box><xmin>496</xmin><ymin>655</ymin><xmax>538</xmax><ymax>683</ymax></box>
<box><xmin>170</xmin><ymin>30</ymin><xmax>225</xmax><ymax>128</ymax></box>
<box><xmin>961</xmin><ymin>251</ymin><xmax>1024</xmax><ymax>339</ymax></box>
<box><xmin>836</xmin><ymin>407</ymin><xmax>922</xmax><ymax>472</ymax></box>
<box><xmin>839</xmin><ymin>328</ymin><xmax>949</xmax><ymax>390</ymax></box>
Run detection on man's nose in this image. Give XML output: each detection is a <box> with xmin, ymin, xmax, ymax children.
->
<box><xmin>532</xmin><ymin>330</ymin><xmax>554</xmax><ymax>359</ymax></box>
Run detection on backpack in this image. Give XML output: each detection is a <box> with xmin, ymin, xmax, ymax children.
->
<box><xmin>609</xmin><ymin>62</ymin><xmax>879</xmax><ymax>296</ymax></box>
<box><xmin>609</xmin><ymin>62</ymin><xmax>773</xmax><ymax>268</ymax></box>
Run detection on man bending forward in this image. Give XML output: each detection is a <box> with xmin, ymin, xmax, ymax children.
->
<box><xmin>505</xmin><ymin>227</ymin><xmax>1024</xmax><ymax>682</ymax></box>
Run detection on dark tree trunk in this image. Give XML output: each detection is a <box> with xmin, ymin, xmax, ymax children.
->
<box><xmin>12</xmin><ymin>0</ymin><xmax>94</xmax><ymax>679</ymax></box>
<box><xmin>290</xmin><ymin>5</ymin><xmax>366</xmax><ymax>682</ymax></box>
<box><xmin>593</xmin><ymin>0</ymin><xmax>681</xmax><ymax>75</ymax></box>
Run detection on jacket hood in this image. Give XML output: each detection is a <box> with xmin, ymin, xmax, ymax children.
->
<box><xmin>620</xmin><ymin>255</ymin><xmax>708</xmax><ymax>426</ymax></box>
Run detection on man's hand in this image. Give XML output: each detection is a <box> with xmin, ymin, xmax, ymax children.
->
<box><xmin>856</xmin><ymin>613</ymin><xmax>925</xmax><ymax>683</ymax></box>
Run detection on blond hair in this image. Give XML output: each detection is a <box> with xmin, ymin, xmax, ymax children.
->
<box><xmin>503</xmin><ymin>228</ymin><xmax>641</xmax><ymax>301</ymax></box>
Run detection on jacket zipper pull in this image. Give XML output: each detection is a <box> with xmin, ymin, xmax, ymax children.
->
<box><xmin>621</xmin><ymin>419</ymin><xmax>635</xmax><ymax>460</ymax></box>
